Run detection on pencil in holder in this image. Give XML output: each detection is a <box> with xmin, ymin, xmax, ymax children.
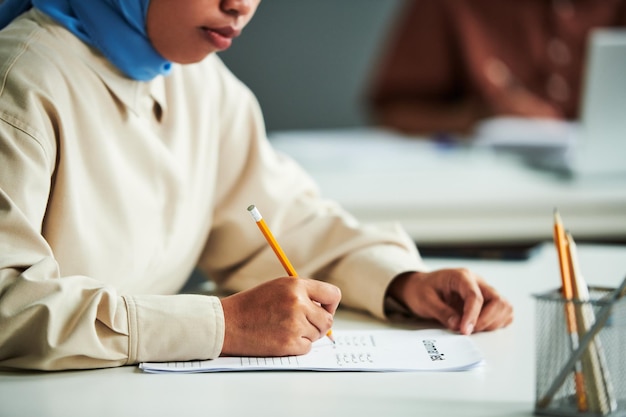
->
<box><xmin>533</xmin><ymin>285</ymin><xmax>625</xmax><ymax>417</ymax></box>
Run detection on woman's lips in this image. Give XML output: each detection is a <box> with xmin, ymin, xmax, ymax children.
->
<box><xmin>202</xmin><ymin>26</ymin><xmax>240</xmax><ymax>50</ymax></box>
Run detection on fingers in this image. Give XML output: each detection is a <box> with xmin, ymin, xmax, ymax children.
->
<box><xmin>303</xmin><ymin>278</ymin><xmax>342</xmax><ymax>314</ymax></box>
<box><xmin>473</xmin><ymin>283</ymin><xmax>514</xmax><ymax>332</ymax></box>
<box><xmin>393</xmin><ymin>269</ymin><xmax>513</xmax><ymax>335</ymax></box>
<box><xmin>447</xmin><ymin>270</ymin><xmax>515</xmax><ymax>334</ymax></box>
<box><xmin>220</xmin><ymin>277</ymin><xmax>341</xmax><ymax>357</ymax></box>
<box><xmin>448</xmin><ymin>270</ymin><xmax>484</xmax><ymax>334</ymax></box>
<box><xmin>301</xmin><ymin>278</ymin><xmax>340</xmax><ymax>340</ymax></box>
<box><xmin>411</xmin><ymin>284</ymin><xmax>464</xmax><ymax>331</ymax></box>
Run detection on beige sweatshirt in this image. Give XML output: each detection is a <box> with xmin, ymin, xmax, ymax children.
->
<box><xmin>0</xmin><ymin>10</ymin><xmax>425</xmax><ymax>371</ymax></box>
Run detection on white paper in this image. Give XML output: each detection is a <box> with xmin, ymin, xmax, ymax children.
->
<box><xmin>139</xmin><ymin>329</ymin><xmax>484</xmax><ymax>373</ymax></box>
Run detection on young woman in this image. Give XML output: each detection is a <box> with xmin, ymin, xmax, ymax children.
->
<box><xmin>0</xmin><ymin>0</ymin><xmax>512</xmax><ymax>371</ymax></box>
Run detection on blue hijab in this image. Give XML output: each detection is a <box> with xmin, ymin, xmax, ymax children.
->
<box><xmin>0</xmin><ymin>0</ymin><xmax>171</xmax><ymax>80</ymax></box>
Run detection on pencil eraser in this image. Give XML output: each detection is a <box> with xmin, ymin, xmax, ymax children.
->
<box><xmin>247</xmin><ymin>205</ymin><xmax>262</xmax><ymax>222</ymax></box>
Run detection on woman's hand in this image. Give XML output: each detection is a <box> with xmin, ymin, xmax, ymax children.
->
<box><xmin>220</xmin><ymin>277</ymin><xmax>341</xmax><ymax>357</ymax></box>
<box><xmin>386</xmin><ymin>269</ymin><xmax>513</xmax><ymax>334</ymax></box>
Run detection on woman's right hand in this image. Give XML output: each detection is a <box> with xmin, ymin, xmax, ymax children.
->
<box><xmin>220</xmin><ymin>277</ymin><xmax>341</xmax><ymax>357</ymax></box>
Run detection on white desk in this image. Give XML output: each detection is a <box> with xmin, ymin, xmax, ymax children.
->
<box><xmin>1</xmin><ymin>243</ymin><xmax>625</xmax><ymax>417</ymax></box>
<box><xmin>270</xmin><ymin>128</ymin><xmax>626</xmax><ymax>246</ymax></box>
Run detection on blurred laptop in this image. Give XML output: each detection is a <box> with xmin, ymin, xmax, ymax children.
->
<box><xmin>474</xmin><ymin>28</ymin><xmax>626</xmax><ymax>177</ymax></box>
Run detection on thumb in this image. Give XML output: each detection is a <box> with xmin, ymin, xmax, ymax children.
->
<box><xmin>437</xmin><ymin>306</ymin><xmax>462</xmax><ymax>332</ymax></box>
<box><xmin>416</xmin><ymin>293</ymin><xmax>462</xmax><ymax>332</ymax></box>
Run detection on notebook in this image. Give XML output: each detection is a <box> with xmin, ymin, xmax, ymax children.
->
<box><xmin>474</xmin><ymin>28</ymin><xmax>626</xmax><ymax>176</ymax></box>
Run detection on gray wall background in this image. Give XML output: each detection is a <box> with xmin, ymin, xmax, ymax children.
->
<box><xmin>218</xmin><ymin>0</ymin><xmax>405</xmax><ymax>132</ymax></box>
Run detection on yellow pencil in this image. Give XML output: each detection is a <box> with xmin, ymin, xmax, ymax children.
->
<box><xmin>553</xmin><ymin>209</ymin><xmax>587</xmax><ymax>412</ymax></box>
<box><xmin>567</xmin><ymin>232</ymin><xmax>617</xmax><ymax>414</ymax></box>
<box><xmin>247</xmin><ymin>204</ymin><xmax>335</xmax><ymax>344</ymax></box>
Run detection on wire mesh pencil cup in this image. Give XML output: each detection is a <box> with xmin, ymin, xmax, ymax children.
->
<box><xmin>534</xmin><ymin>286</ymin><xmax>625</xmax><ymax>417</ymax></box>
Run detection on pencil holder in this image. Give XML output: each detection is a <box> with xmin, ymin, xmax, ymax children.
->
<box><xmin>533</xmin><ymin>287</ymin><xmax>625</xmax><ymax>417</ymax></box>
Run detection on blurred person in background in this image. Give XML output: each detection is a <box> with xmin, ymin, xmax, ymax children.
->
<box><xmin>367</xmin><ymin>0</ymin><xmax>626</xmax><ymax>137</ymax></box>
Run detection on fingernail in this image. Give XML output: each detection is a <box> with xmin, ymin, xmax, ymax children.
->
<box><xmin>447</xmin><ymin>316</ymin><xmax>459</xmax><ymax>329</ymax></box>
<box><xmin>465</xmin><ymin>323</ymin><xmax>475</xmax><ymax>334</ymax></box>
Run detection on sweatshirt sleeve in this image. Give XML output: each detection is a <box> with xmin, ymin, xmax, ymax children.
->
<box><xmin>0</xmin><ymin>115</ymin><xmax>224</xmax><ymax>371</ymax></box>
<box><xmin>197</xmin><ymin>70</ymin><xmax>428</xmax><ymax>320</ymax></box>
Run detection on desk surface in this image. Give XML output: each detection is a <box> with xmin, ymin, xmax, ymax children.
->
<box><xmin>270</xmin><ymin>128</ymin><xmax>626</xmax><ymax>245</ymax></box>
<box><xmin>2</xmin><ymin>243</ymin><xmax>625</xmax><ymax>417</ymax></box>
